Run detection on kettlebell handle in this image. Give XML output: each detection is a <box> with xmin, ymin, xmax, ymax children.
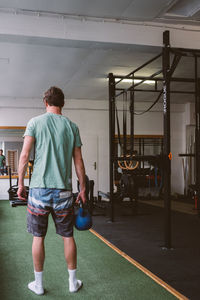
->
<box><xmin>78</xmin><ymin>196</ymin><xmax>89</xmax><ymax>208</ymax></box>
<box><xmin>79</xmin><ymin>199</ymin><xmax>83</xmax><ymax>208</ymax></box>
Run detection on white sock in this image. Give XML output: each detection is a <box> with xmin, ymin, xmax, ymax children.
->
<box><xmin>68</xmin><ymin>269</ymin><xmax>83</xmax><ymax>293</ymax></box>
<box><xmin>34</xmin><ymin>270</ymin><xmax>43</xmax><ymax>287</ymax></box>
<box><xmin>28</xmin><ymin>270</ymin><xmax>44</xmax><ymax>295</ymax></box>
<box><xmin>68</xmin><ymin>269</ymin><xmax>77</xmax><ymax>285</ymax></box>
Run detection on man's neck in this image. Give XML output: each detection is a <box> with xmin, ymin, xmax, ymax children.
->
<box><xmin>46</xmin><ymin>106</ymin><xmax>62</xmax><ymax>115</ymax></box>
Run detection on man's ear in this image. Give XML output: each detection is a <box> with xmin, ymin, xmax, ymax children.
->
<box><xmin>43</xmin><ymin>99</ymin><xmax>48</xmax><ymax>108</ymax></box>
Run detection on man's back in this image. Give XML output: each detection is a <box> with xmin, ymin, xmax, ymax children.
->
<box><xmin>25</xmin><ymin>112</ymin><xmax>82</xmax><ymax>190</ymax></box>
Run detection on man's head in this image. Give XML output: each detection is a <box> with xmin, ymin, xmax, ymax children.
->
<box><xmin>43</xmin><ymin>86</ymin><xmax>65</xmax><ymax>108</ymax></box>
<box><xmin>0</xmin><ymin>149</ymin><xmax>3</xmax><ymax>155</ymax></box>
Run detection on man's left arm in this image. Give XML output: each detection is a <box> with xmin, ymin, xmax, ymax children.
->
<box><xmin>17</xmin><ymin>136</ymin><xmax>35</xmax><ymax>200</ymax></box>
<box><xmin>73</xmin><ymin>146</ymin><xmax>87</xmax><ymax>204</ymax></box>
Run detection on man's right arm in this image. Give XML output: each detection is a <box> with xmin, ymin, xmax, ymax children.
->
<box><xmin>17</xmin><ymin>135</ymin><xmax>35</xmax><ymax>200</ymax></box>
<box><xmin>73</xmin><ymin>147</ymin><xmax>87</xmax><ymax>204</ymax></box>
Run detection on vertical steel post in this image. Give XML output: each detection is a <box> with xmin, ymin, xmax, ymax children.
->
<box><xmin>162</xmin><ymin>30</ymin><xmax>172</xmax><ymax>249</ymax></box>
<box><xmin>139</xmin><ymin>138</ymin><xmax>141</xmax><ymax>168</ymax></box>
<box><xmin>142</xmin><ymin>138</ymin><xmax>145</xmax><ymax>169</ymax></box>
<box><xmin>194</xmin><ymin>57</ymin><xmax>200</xmax><ymax>212</ymax></box>
<box><xmin>130</xmin><ymin>90</ymin><xmax>135</xmax><ymax>155</ymax></box>
<box><xmin>8</xmin><ymin>166</ymin><xmax>12</xmax><ymax>199</ymax></box>
<box><xmin>123</xmin><ymin>92</ymin><xmax>127</xmax><ymax>157</ymax></box>
<box><xmin>109</xmin><ymin>73</ymin><xmax>115</xmax><ymax>222</ymax></box>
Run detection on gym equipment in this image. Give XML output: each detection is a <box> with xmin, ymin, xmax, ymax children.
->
<box><xmin>74</xmin><ymin>200</ymin><xmax>92</xmax><ymax>231</ymax></box>
<box><xmin>9</xmin><ymin>185</ymin><xmax>28</xmax><ymax>207</ymax></box>
<box><xmin>118</xmin><ymin>154</ymin><xmax>139</xmax><ymax>170</ymax></box>
<box><xmin>8</xmin><ymin>166</ymin><xmax>31</xmax><ymax>207</ymax></box>
<box><xmin>97</xmin><ymin>173</ymin><xmax>138</xmax><ymax>216</ymax></box>
<box><xmin>113</xmin><ymin>71</ymin><xmax>164</xmax><ymax>215</ymax></box>
<box><xmin>120</xmin><ymin>173</ymin><xmax>137</xmax><ymax>199</ymax></box>
<box><xmin>109</xmin><ymin>30</ymin><xmax>200</xmax><ymax>249</ymax></box>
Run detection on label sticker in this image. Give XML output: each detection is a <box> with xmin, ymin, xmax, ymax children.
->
<box><xmin>59</xmin><ymin>191</ymin><xmax>72</xmax><ymax>199</ymax></box>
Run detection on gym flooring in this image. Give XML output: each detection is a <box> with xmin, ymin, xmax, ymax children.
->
<box><xmin>0</xmin><ymin>200</ymin><xmax>198</xmax><ymax>299</ymax></box>
<box><xmin>92</xmin><ymin>201</ymin><xmax>200</xmax><ymax>300</ymax></box>
<box><xmin>140</xmin><ymin>199</ymin><xmax>197</xmax><ymax>215</ymax></box>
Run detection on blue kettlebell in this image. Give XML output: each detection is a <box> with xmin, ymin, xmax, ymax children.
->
<box><xmin>75</xmin><ymin>201</ymin><xmax>92</xmax><ymax>231</ymax></box>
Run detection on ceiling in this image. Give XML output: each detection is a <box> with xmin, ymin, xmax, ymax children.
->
<box><xmin>0</xmin><ymin>0</ymin><xmax>200</xmax><ymax>24</ymax></box>
<box><xmin>0</xmin><ymin>0</ymin><xmax>199</xmax><ymax>104</ymax></box>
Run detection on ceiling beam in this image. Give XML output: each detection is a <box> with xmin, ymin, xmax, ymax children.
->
<box><xmin>0</xmin><ymin>11</ymin><xmax>199</xmax><ymax>49</ymax></box>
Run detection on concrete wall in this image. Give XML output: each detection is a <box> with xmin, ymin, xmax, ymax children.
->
<box><xmin>0</xmin><ymin>97</ymin><xmax>188</xmax><ymax>198</ymax></box>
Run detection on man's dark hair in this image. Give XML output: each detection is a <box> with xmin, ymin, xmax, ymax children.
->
<box><xmin>43</xmin><ymin>86</ymin><xmax>65</xmax><ymax>107</ymax></box>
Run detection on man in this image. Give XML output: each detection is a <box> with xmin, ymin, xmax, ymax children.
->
<box><xmin>0</xmin><ymin>149</ymin><xmax>6</xmax><ymax>175</ymax></box>
<box><xmin>17</xmin><ymin>86</ymin><xmax>86</xmax><ymax>295</ymax></box>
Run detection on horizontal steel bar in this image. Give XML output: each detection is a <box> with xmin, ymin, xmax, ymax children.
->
<box><xmin>115</xmin><ymin>70</ymin><xmax>163</xmax><ymax>98</ymax></box>
<box><xmin>115</xmin><ymin>88</ymin><xmax>195</xmax><ymax>94</ymax></box>
<box><xmin>179</xmin><ymin>153</ymin><xmax>195</xmax><ymax>157</ymax></box>
<box><xmin>171</xmin><ymin>47</ymin><xmax>200</xmax><ymax>55</ymax></box>
<box><xmin>114</xmin><ymin>75</ymin><xmax>195</xmax><ymax>83</ymax></box>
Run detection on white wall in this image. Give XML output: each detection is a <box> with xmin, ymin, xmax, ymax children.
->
<box><xmin>0</xmin><ymin>97</ymin><xmax>188</xmax><ymax>198</ymax></box>
<box><xmin>0</xmin><ymin>178</ymin><xmax>29</xmax><ymax>200</ymax></box>
<box><xmin>185</xmin><ymin>102</ymin><xmax>195</xmax><ymax>126</ymax></box>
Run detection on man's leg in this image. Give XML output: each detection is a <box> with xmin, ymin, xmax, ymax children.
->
<box><xmin>32</xmin><ymin>236</ymin><xmax>45</xmax><ymax>271</ymax></box>
<box><xmin>63</xmin><ymin>236</ymin><xmax>76</xmax><ymax>269</ymax></box>
<box><xmin>28</xmin><ymin>236</ymin><xmax>45</xmax><ymax>295</ymax></box>
<box><xmin>27</xmin><ymin>188</ymin><xmax>50</xmax><ymax>295</ymax></box>
<box><xmin>63</xmin><ymin>237</ymin><xmax>83</xmax><ymax>293</ymax></box>
<box><xmin>53</xmin><ymin>191</ymin><xmax>82</xmax><ymax>293</ymax></box>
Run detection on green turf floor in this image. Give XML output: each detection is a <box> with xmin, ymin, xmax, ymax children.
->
<box><xmin>0</xmin><ymin>200</ymin><xmax>178</xmax><ymax>300</ymax></box>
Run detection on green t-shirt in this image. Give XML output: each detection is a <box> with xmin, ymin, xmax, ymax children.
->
<box><xmin>24</xmin><ymin>112</ymin><xmax>82</xmax><ymax>190</ymax></box>
<box><xmin>0</xmin><ymin>155</ymin><xmax>5</xmax><ymax>168</ymax></box>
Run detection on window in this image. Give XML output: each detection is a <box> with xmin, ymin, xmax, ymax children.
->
<box><xmin>7</xmin><ymin>150</ymin><xmax>18</xmax><ymax>174</ymax></box>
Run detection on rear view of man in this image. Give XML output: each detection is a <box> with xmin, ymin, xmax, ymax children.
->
<box><xmin>17</xmin><ymin>86</ymin><xmax>86</xmax><ymax>295</ymax></box>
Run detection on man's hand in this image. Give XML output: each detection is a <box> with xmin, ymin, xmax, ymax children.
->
<box><xmin>17</xmin><ymin>185</ymin><xmax>27</xmax><ymax>201</ymax></box>
<box><xmin>76</xmin><ymin>190</ymin><xmax>87</xmax><ymax>204</ymax></box>
<box><xmin>73</xmin><ymin>146</ymin><xmax>87</xmax><ymax>205</ymax></box>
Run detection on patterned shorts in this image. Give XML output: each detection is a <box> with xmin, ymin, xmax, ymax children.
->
<box><xmin>27</xmin><ymin>188</ymin><xmax>74</xmax><ymax>237</ymax></box>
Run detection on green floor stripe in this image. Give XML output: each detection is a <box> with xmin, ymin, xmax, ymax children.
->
<box><xmin>0</xmin><ymin>201</ymin><xmax>177</xmax><ymax>300</ymax></box>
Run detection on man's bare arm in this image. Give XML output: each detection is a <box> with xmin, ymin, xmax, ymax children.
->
<box><xmin>17</xmin><ymin>136</ymin><xmax>35</xmax><ymax>200</ymax></box>
<box><xmin>73</xmin><ymin>147</ymin><xmax>86</xmax><ymax>203</ymax></box>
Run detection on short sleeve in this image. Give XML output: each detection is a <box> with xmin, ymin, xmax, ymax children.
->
<box><xmin>24</xmin><ymin>118</ymin><xmax>35</xmax><ymax>138</ymax></box>
<box><xmin>74</xmin><ymin>126</ymin><xmax>82</xmax><ymax>147</ymax></box>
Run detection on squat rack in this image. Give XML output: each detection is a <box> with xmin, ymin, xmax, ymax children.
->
<box><xmin>108</xmin><ymin>30</ymin><xmax>200</xmax><ymax>249</ymax></box>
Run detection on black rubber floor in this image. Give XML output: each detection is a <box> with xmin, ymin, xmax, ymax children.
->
<box><xmin>92</xmin><ymin>201</ymin><xmax>200</xmax><ymax>300</ymax></box>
